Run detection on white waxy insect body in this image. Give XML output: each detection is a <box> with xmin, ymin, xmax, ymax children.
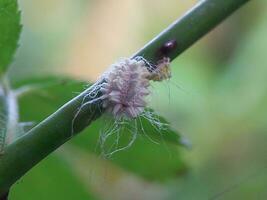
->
<box><xmin>101</xmin><ymin>58</ymin><xmax>151</xmax><ymax>119</ymax></box>
<box><xmin>73</xmin><ymin>56</ymin><xmax>173</xmax><ymax>156</ymax></box>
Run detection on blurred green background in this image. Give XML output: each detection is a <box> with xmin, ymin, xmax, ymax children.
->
<box><xmin>7</xmin><ymin>0</ymin><xmax>267</xmax><ymax>199</ymax></box>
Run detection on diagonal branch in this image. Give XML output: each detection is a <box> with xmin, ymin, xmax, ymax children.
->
<box><xmin>0</xmin><ymin>0</ymin><xmax>250</xmax><ymax>195</ymax></box>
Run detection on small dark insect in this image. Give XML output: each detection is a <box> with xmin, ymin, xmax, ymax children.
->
<box><xmin>158</xmin><ymin>39</ymin><xmax>177</xmax><ymax>57</ymax></box>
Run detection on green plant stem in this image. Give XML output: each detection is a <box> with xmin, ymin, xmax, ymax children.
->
<box><xmin>0</xmin><ymin>0</ymin><xmax>250</xmax><ymax>194</ymax></box>
<box><xmin>0</xmin><ymin>78</ymin><xmax>18</xmax><ymax>152</ymax></box>
<box><xmin>133</xmin><ymin>0</ymin><xmax>250</xmax><ymax>63</ymax></box>
<box><xmin>5</xmin><ymin>91</ymin><xmax>19</xmax><ymax>146</ymax></box>
<box><xmin>0</xmin><ymin>85</ymin><xmax>7</xmax><ymax>153</ymax></box>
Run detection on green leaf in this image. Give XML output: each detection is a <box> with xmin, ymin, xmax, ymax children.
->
<box><xmin>15</xmin><ymin>76</ymin><xmax>86</xmax><ymax>123</ymax></box>
<box><xmin>72</xmin><ymin>114</ymin><xmax>187</xmax><ymax>181</ymax></box>
<box><xmin>16</xmin><ymin>76</ymin><xmax>187</xmax><ymax>181</ymax></box>
<box><xmin>9</xmin><ymin>154</ymin><xmax>98</xmax><ymax>200</ymax></box>
<box><xmin>0</xmin><ymin>0</ymin><xmax>21</xmax><ymax>75</ymax></box>
<box><xmin>137</xmin><ymin>108</ymin><xmax>188</xmax><ymax>147</ymax></box>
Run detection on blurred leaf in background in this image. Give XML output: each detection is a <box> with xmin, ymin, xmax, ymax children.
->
<box><xmin>11</xmin><ymin>75</ymin><xmax>186</xmax><ymax>199</ymax></box>
<box><xmin>7</xmin><ymin>0</ymin><xmax>267</xmax><ymax>199</ymax></box>
<box><xmin>0</xmin><ymin>0</ymin><xmax>21</xmax><ymax>75</ymax></box>
<box><xmin>9</xmin><ymin>154</ymin><xmax>98</xmax><ymax>200</ymax></box>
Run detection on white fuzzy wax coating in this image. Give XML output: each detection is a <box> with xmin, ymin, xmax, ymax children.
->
<box><xmin>101</xmin><ymin>58</ymin><xmax>150</xmax><ymax>119</ymax></box>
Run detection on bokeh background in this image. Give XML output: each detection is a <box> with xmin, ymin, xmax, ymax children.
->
<box><xmin>7</xmin><ymin>0</ymin><xmax>267</xmax><ymax>199</ymax></box>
